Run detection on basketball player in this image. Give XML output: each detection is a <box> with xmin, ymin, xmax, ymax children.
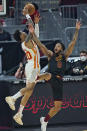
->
<box><xmin>28</xmin><ymin>21</ymin><xmax>81</xmax><ymax>131</ymax></box>
<box><xmin>5</xmin><ymin>10</ymin><xmax>50</xmax><ymax>125</ymax></box>
<box><xmin>5</xmin><ymin>26</ymin><xmax>51</xmax><ymax>125</ymax></box>
<box><xmin>15</xmin><ymin>4</ymin><xmax>40</xmax><ymax>79</ymax></box>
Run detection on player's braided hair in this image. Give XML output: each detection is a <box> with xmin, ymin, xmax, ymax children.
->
<box><xmin>13</xmin><ymin>30</ymin><xmax>21</xmax><ymax>43</ymax></box>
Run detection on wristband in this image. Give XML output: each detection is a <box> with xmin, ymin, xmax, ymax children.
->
<box><xmin>26</xmin><ymin>14</ymin><xmax>31</xmax><ymax>19</ymax></box>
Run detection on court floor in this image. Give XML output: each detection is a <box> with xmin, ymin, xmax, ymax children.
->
<box><xmin>9</xmin><ymin>125</ymin><xmax>87</xmax><ymax>131</ymax></box>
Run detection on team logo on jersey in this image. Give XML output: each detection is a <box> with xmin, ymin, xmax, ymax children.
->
<box><xmin>57</xmin><ymin>61</ymin><xmax>62</xmax><ymax>68</ymax></box>
<box><xmin>56</xmin><ymin>55</ymin><xmax>62</xmax><ymax>61</ymax></box>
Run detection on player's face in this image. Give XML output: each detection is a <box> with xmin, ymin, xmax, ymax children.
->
<box><xmin>23</xmin><ymin>5</ymin><xmax>28</xmax><ymax>12</ymax></box>
<box><xmin>23</xmin><ymin>4</ymin><xmax>29</xmax><ymax>15</ymax></box>
<box><xmin>54</xmin><ymin>43</ymin><xmax>62</xmax><ymax>53</ymax></box>
<box><xmin>20</xmin><ymin>31</ymin><xmax>27</xmax><ymax>42</ymax></box>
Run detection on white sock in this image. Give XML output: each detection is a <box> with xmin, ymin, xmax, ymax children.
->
<box><xmin>18</xmin><ymin>105</ymin><xmax>24</xmax><ymax>115</ymax></box>
<box><xmin>11</xmin><ymin>91</ymin><xmax>22</xmax><ymax>101</ymax></box>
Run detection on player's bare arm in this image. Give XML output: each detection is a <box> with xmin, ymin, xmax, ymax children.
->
<box><xmin>33</xmin><ymin>33</ymin><xmax>53</xmax><ymax>58</ymax></box>
<box><xmin>22</xmin><ymin>6</ymin><xmax>52</xmax><ymax>56</ymax></box>
<box><xmin>25</xmin><ymin>39</ymin><xmax>34</xmax><ymax>49</ymax></box>
<box><xmin>65</xmin><ymin>21</ymin><xmax>81</xmax><ymax>60</ymax></box>
<box><xmin>28</xmin><ymin>24</ymin><xmax>53</xmax><ymax>58</ymax></box>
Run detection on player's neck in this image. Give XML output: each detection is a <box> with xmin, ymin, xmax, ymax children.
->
<box><xmin>54</xmin><ymin>51</ymin><xmax>63</xmax><ymax>56</ymax></box>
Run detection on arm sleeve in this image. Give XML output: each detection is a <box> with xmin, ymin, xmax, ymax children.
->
<box><xmin>35</xmin><ymin>24</ymin><xmax>39</xmax><ymax>38</ymax></box>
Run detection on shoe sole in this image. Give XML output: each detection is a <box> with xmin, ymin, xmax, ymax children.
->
<box><xmin>5</xmin><ymin>97</ymin><xmax>15</xmax><ymax>111</ymax></box>
<box><xmin>13</xmin><ymin>116</ymin><xmax>23</xmax><ymax>125</ymax></box>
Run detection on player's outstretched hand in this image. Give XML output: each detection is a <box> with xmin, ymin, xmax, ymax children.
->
<box><xmin>34</xmin><ymin>14</ymin><xmax>40</xmax><ymax>24</ymax></box>
<box><xmin>76</xmin><ymin>20</ymin><xmax>81</xmax><ymax>30</ymax></box>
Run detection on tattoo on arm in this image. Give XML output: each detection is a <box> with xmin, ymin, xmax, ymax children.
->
<box><xmin>32</xmin><ymin>33</ymin><xmax>42</xmax><ymax>46</ymax></box>
<box><xmin>25</xmin><ymin>33</ymin><xmax>33</xmax><ymax>43</ymax></box>
<box><xmin>65</xmin><ymin>29</ymin><xmax>79</xmax><ymax>59</ymax></box>
<box><xmin>32</xmin><ymin>33</ymin><xmax>53</xmax><ymax>57</ymax></box>
<box><xmin>72</xmin><ymin>29</ymin><xmax>79</xmax><ymax>43</ymax></box>
<box><xmin>25</xmin><ymin>16</ymin><xmax>34</xmax><ymax>43</ymax></box>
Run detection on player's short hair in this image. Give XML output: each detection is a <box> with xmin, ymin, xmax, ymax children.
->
<box><xmin>54</xmin><ymin>40</ymin><xmax>65</xmax><ymax>51</ymax></box>
<box><xmin>14</xmin><ymin>30</ymin><xmax>21</xmax><ymax>42</ymax></box>
<box><xmin>80</xmin><ymin>50</ymin><xmax>87</xmax><ymax>55</ymax></box>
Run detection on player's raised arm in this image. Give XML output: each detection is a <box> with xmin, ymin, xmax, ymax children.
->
<box><xmin>65</xmin><ymin>21</ymin><xmax>81</xmax><ymax>60</ymax></box>
<box><xmin>29</xmin><ymin>23</ymin><xmax>53</xmax><ymax>58</ymax></box>
<box><xmin>34</xmin><ymin>14</ymin><xmax>40</xmax><ymax>38</ymax></box>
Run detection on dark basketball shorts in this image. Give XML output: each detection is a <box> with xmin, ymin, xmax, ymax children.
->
<box><xmin>49</xmin><ymin>75</ymin><xmax>63</xmax><ymax>101</ymax></box>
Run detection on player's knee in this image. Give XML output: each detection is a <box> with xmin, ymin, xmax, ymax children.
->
<box><xmin>48</xmin><ymin>73</ymin><xmax>52</xmax><ymax>79</ymax></box>
<box><xmin>46</xmin><ymin>73</ymin><xmax>51</xmax><ymax>78</ymax></box>
<box><xmin>54</xmin><ymin>101</ymin><xmax>62</xmax><ymax>110</ymax></box>
<box><xmin>45</xmin><ymin>73</ymin><xmax>52</xmax><ymax>81</ymax></box>
<box><xmin>26</xmin><ymin>86</ymin><xmax>34</xmax><ymax>92</ymax></box>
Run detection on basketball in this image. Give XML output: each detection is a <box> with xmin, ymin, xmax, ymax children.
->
<box><xmin>25</xmin><ymin>3</ymin><xmax>35</xmax><ymax>15</ymax></box>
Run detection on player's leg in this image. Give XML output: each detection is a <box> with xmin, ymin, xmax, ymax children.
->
<box><xmin>13</xmin><ymin>82</ymin><xmax>35</xmax><ymax>125</ymax></box>
<box><xmin>40</xmin><ymin>100</ymin><xmax>62</xmax><ymax>131</ymax></box>
<box><xmin>5</xmin><ymin>90</ymin><xmax>23</xmax><ymax>111</ymax></box>
<box><xmin>47</xmin><ymin>101</ymin><xmax>62</xmax><ymax>117</ymax></box>
<box><xmin>44</xmin><ymin>100</ymin><xmax>62</xmax><ymax>121</ymax></box>
<box><xmin>20</xmin><ymin>82</ymin><xmax>35</xmax><ymax>106</ymax></box>
<box><xmin>5</xmin><ymin>72</ymin><xmax>50</xmax><ymax>111</ymax></box>
<box><xmin>13</xmin><ymin>63</ymin><xmax>38</xmax><ymax>125</ymax></box>
<box><xmin>36</xmin><ymin>73</ymin><xmax>51</xmax><ymax>82</ymax></box>
<box><xmin>5</xmin><ymin>63</ymin><xmax>33</xmax><ymax>110</ymax></box>
<box><xmin>40</xmin><ymin>76</ymin><xmax>63</xmax><ymax>131</ymax></box>
<box><xmin>5</xmin><ymin>86</ymin><xmax>28</xmax><ymax>111</ymax></box>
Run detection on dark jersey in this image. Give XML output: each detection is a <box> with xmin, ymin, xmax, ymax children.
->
<box><xmin>48</xmin><ymin>53</ymin><xmax>66</xmax><ymax>77</ymax></box>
